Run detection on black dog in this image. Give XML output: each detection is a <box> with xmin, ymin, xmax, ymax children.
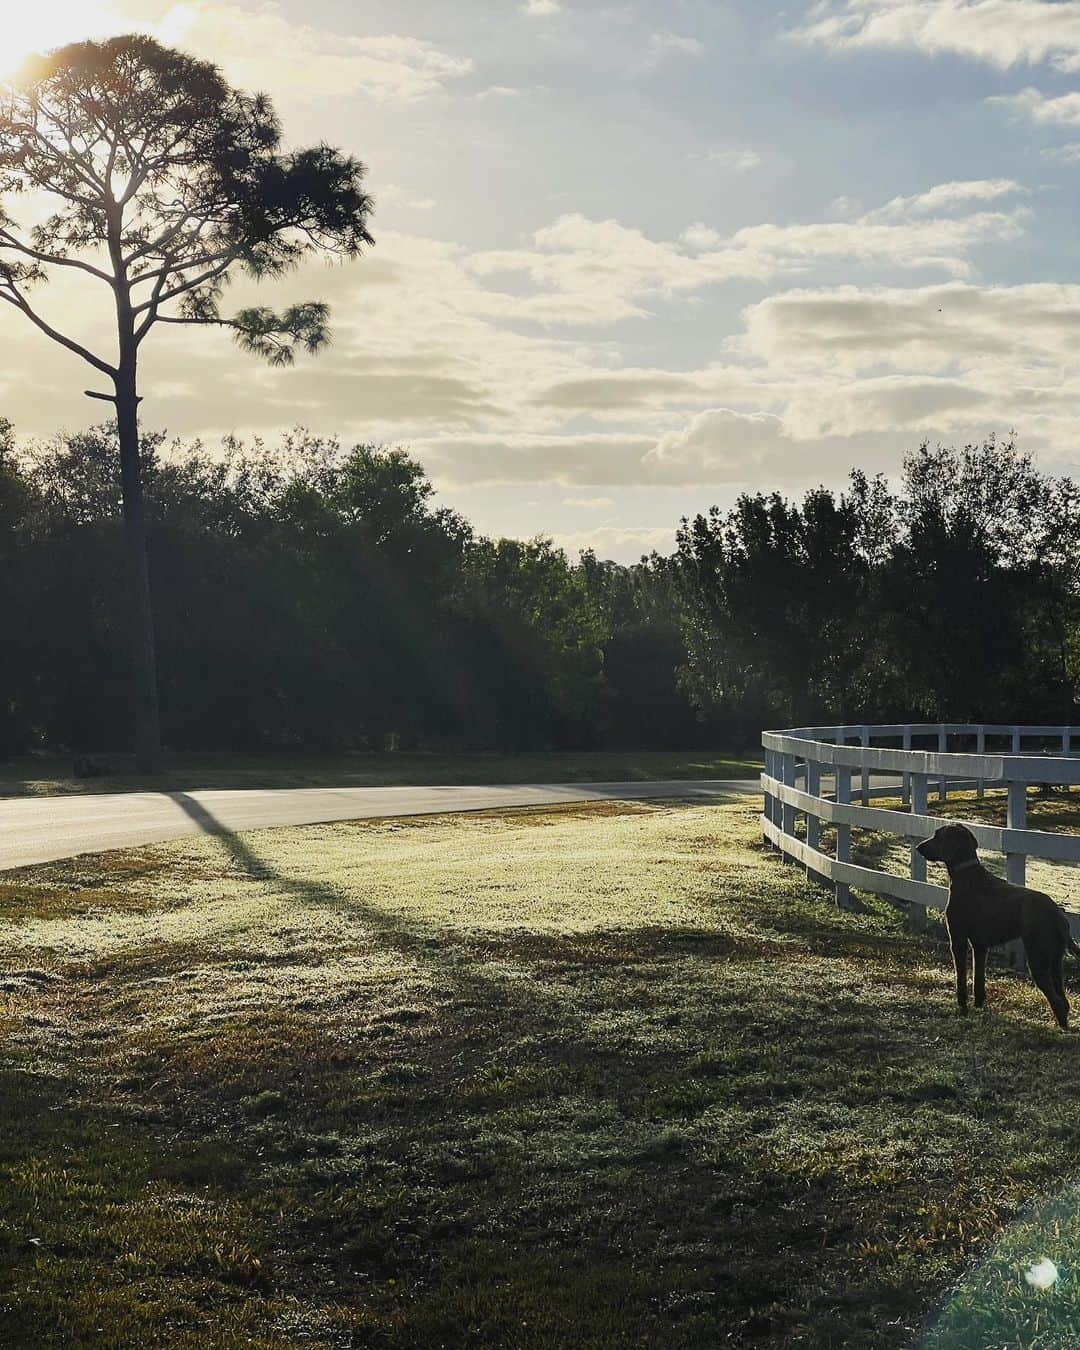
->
<box><xmin>917</xmin><ymin>822</ymin><xmax>1080</xmax><ymax>1028</ymax></box>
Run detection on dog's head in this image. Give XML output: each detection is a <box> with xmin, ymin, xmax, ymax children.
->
<box><xmin>917</xmin><ymin>822</ymin><xmax>978</xmax><ymax>867</ymax></box>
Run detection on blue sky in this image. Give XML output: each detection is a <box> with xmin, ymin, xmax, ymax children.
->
<box><xmin>4</xmin><ymin>0</ymin><xmax>1080</xmax><ymax>559</ymax></box>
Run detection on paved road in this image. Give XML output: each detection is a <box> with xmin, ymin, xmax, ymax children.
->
<box><xmin>0</xmin><ymin>778</ymin><xmax>760</xmax><ymax>872</ymax></box>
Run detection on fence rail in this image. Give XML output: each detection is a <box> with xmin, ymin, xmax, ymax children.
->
<box><xmin>760</xmin><ymin>723</ymin><xmax>1080</xmax><ymax>943</ymax></box>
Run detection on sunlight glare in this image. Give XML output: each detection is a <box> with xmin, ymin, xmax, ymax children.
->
<box><xmin>1</xmin><ymin>2</ymin><xmax>131</xmax><ymax>77</ymax></box>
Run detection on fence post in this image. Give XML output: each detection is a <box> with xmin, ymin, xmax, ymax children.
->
<box><xmin>1063</xmin><ymin>727</ymin><xmax>1071</xmax><ymax>793</ymax></box>
<box><xmin>938</xmin><ymin>723</ymin><xmax>947</xmax><ymax>802</ymax></box>
<box><xmin>1006</xmin><ymin>780</ymin><xmax>1026</xmax><ymax>886</ymax></box>
<box><xmin>1012</xmin><ymin>725</ymin><xmax>1021</xmax><ymax>754</ymax></box>
<box><xmin>910</xmin><ymin>773</ymin><xmax>928</xmax><ymax>884</ymax></box>
<box><xmin>781</xmin><ymin>752</ymin><xmax>796</xmax><ymax>857</ymax></box>
<box><xmin>1005</xmin><ymin>779</ymin><xmax>1028</xmax><ymax>973</ymax></box>
<box><xmin>976</xmin><ymin>725</ymin><xmax>985</xmax><ymax>799</ymax></box>
<box><xmin>806</xmin><ymin>760</ymin><xmax>821</xmax><ymax>852</ymax></box>
<box><xmin>771</xmin><ymin>750</ymin><xmax>783</xmax><ymax>828</ymax></box>
<box><xmin>805</xmin><ymin>758</ymin><xmax>829</xmax><ymax>888</ymax></box>
<box><xmin>902</xmin><ymin>725</ymin><xmax>912</xmax><ymax>807</ymax></box>
<box><xmin>835</xmin><ymin>765</ymin><xmax>853</xmax><ymax>911</ymax></box>
<box><xmin>763</xmin><ymin>747</ymin><xmax>780</xmax><ymax>844</ymax></box>
<box><xmin>909</xmin><ymin>771</ymin><xmax>929</xmax><ymax>932</ymax></box>
<box><xmin>861</xmin><ymin>725</ymin><xmax>870</xmax><ymax>806</ymax></box>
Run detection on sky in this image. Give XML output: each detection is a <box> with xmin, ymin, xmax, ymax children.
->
<box><xmin>4</xmin><ymin>0</ymin><xmax>1080</xmax><ymax>560</ymax></box>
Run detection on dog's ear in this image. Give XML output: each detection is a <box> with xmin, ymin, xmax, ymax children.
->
<box><xmin>937</xmin><ymin>823</ymin><xmax>978</xmax><ymax>863</ymax></box>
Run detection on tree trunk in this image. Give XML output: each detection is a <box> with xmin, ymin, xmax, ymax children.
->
<box><xmin>115</xmin><ymin>356</ymin><xmax>161</xmax><ymax>773</ymax></box>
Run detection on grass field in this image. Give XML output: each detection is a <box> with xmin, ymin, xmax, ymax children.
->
<box><xmin>4</xmin><ymin>797</ymin><xmax>1080</xmax><ymax>1346</ymax></box>
<box><xmin>0</xmin><ymin>748</ymin><xmax>762</xmax><ymax>799</ymax></box>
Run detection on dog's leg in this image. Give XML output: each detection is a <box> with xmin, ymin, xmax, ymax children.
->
<box><xmin>973</xmin><ymin>945</ymin><xmax>988</xmax><ymax>1009</ymax></box>
<box><xmin>1051</xmin><ymin>951</ymin><xmax>1070</xmax><ymax>1029</ymax></box>
<box><xmin>1028</xmin><ymin>951</ymin><xmax>1070</xmax><ymax>1029</ymax></box>
<box><xmin>951</xmin><ymin>935</ymin><xmax>970</xmax><ymax>1014</ymax></box>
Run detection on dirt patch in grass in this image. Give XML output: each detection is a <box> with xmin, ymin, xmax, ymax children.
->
<box><xmin>0</xmin><ymin>848</ymin><xmax>226</xmax><ymax>924</ymax></box>
<box><xmin>3</xmin><ymin>799</ymin><xmax>1080</xmax><ymax>1347</ymax></box>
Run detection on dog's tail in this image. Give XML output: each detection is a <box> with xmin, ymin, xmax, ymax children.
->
<box><xmin>1069</xmin><ymin>935</ymin><xmax>1080</xmax><ymax>962</ymax></box>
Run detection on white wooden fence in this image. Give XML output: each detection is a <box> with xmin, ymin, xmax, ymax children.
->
<box><xmin>761</xmin><ymin>723</ymin><xmax>1080</xmax><ymax>941</ymax></box>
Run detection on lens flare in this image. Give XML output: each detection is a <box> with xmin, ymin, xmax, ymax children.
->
<box><xmin>922</xmin><ymin>1188</ymin><xmax>1077</xmax><ymax>1347</ymax></box>
<box><xmin>1024</xmin><ymin>1257</ymin><xmax>1059</xmax><ymax>1291</ymax></box>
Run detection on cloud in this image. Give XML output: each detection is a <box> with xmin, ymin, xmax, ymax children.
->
<box><xmin>830</xmin><ymin>195</ymin><xmax>863</xmax><ymax>219</ymax></box>
<box><xmin>727</xmin><ymin>279</ymin><xmax>1080</xmax><ymax>460</ymax></box>
<box><xmin>648</xmin><ymin>32</ymin><xmax>706</xmax><ymax>61</ymax></box>
<box><xmin>413</xmin><ymin>421</ymin><xmax>828</xmax><ymax>490</ymax></box>
<box><xmin>862</xmin><ymin>178</ymin><xmax>1025</xmax><ymax>220</ymax></box>
<box><xmin>241</xmin><ymin>367</ymin><xmax>506</xmax><ymax>427</ymax></box>
<box><xmin>563</xmin><ymin>496</ymin><xmax>615</xmax><ymax>509</ymax></box>
<box><xmin>468</xmin><ymin>215</ymin><xmax>731</xmax><ymax>324</ymax></box>
<box><xmin>415</xmin><ymin>411</ymin><xmax>876</xmax><ymax>491</ymax></box>
<box><xmin>680</xmin><ymin>222</ymin><xmax>723</xmax><ymax>250</ymax></box>
<box><xmin>792</xmin><ymin>1</ymin><xmax>1080</xmax><ymax>73</ymax></box>
<box><xmin>726</xmin><ymin>208</ymin><xmax>1025</xmax><ymax>278</ymax></box>
<box><xmin>782</xmin><ymin>374</ymin><xmax>989</xmax><ymax>438</ymax></box>
<box><xmin>527</xmin><ymin>365</ymin><xmax>777</xmax><ymax>419</ymax></box>
<box><xmin>416</xmin><ymin>433</ymin><xmax>658</xmax><ymax>487</ymax></box>
<box><xmin>532</xmin><ymin>373</ymin><xmax>707</xmax><ymax>410</ymax></box>
<box><xmin>157</xmin><ymin>2</ymin><xmax>473</xmax><ymax>101</ymax></box>
<box><xmin>378</xmin><ymin>184</ymin><xmax>437</xmax><ymax>212</ymax></box>
<box><xmin>550</xmin><ymin>526</ymin><xmax>676</xmax><ymax>563</ymax></box>
<box><xmin>522</xmin><ymin>0</ymin><xmax>561</xmax><ymax>13</ymax></box>
<box><xmin>0</xmin><ymin>223</ymin><xmax>581</xmax><ymax>446</ymax></box>
<box><xmin>1042</xmin><ymin>142</ymin><xmax>1080</xmax><ymax>162</ymax></box>
<box><xmin>690</xmin><ymin>148</ymin><xmax>762</xmax><ymax>172</ymax></box>
<box><xmin>466</xmin><ymin>185</ymin><xmax>1028</xmax><ymax>325</ymax></box>
<box><xmin>740</xmin><ymin>280</ymin><xmax>1080</xmax><ymax>376</ymax></box>
<box><xmin>1</xmin><ymin>195</ymin><xmax>1048</xmax><ymax>494</ymax></box>
<box><xmin>989</xmin><ymin>87</ymin><xmax>1080</xmax><ymax>125</ymax></box>
<box><xmin>413</xmin><ymin>410</ymin><xmax>890</xmax><ymax>492</ymax></box>
<box><xmin>645</xmin><ymin>408</ymin><xmax>795</xmax><ymax>481</ymax></box>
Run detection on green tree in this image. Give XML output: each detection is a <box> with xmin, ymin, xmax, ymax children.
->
<box><xmin>0</xmin><ymin>36</ymin><xmax>374</xmax><ymax>768</ymax></box>
<box><xmin>465</xmin><ymin>539</ymin><xmax>606</xmax><ymax>750</ymax></box>
<box><xmin>885</xmin><ymin>440</ymin><xmax>1072</xmax><ymax>720</ymax></box>
<box><xmin>675</xmin><ymin>487</ymin><xmax>868</xmax><ymax>728</ymax></box>
<box><xmin>577</xmin><ymin>550</ymin><xmax>704</xmax><ymax>748</ymax></box>
<box><xmin>0</xmin><ymin>419</ymin><xmax>35</xmax><ymax>753</ymax></box>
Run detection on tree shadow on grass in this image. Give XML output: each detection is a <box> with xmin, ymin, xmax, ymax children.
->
<box><xmin>162</xmin><ymin>790</ymin><xmax>961</xmax><ymax>1022</ymax></box>
<box><xmin>163</xmin><ymin>790</ymin><xmax>592</xmax><ymax>1003</ymax></box>
<box><xmin>9</xmin><ymin>794</ymin><xmax>1080</xmax><ymax>1346</ymax></box>
<box><xmin>159</xmin><ymin>790</ymin><xmax>1002</xmax><ymax>1086</ymax></box>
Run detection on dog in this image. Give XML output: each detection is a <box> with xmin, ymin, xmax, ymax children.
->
<box><xmin>917</xmin><ymin>822</ymin><xmax>1080</xmax><ymax>1028</ymax></box>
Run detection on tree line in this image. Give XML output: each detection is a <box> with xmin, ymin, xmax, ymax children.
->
<box><xmin>675</xmin><ymin>437</ymin><xmax>1080</xmax><ymax>735</ymax></box>
<box><xmin>2</xmin><ymin>425</ymin><xmax>1078</xmax><ymax>758</ymax></box>
<box><xmin>0</xmin><ymin>422</ymin><xmax>692</xmax><ymax>755</ymax></box>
